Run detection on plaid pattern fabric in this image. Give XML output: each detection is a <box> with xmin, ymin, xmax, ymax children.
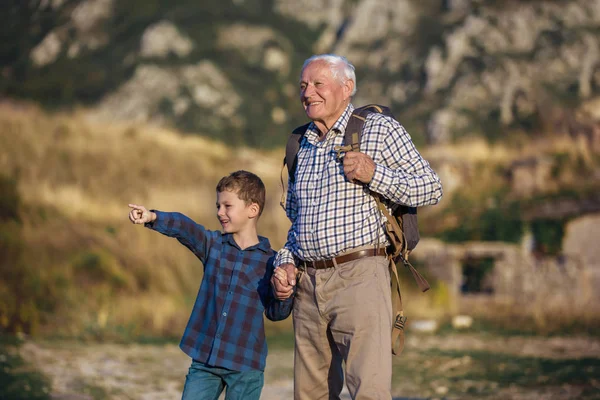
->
<box><xmin>276</xmin><ymin>103</ymin><xmax>443</xmax><ymax>265</ymax></box>
<box><xmin>147</xmin><ymin>211</ymin><xmax>293</xmax><ymax>372</ymax></box>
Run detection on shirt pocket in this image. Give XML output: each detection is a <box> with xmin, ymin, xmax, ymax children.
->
<box><xmin>238</xmin><ymin>267</ymin><xmax>266</xmax><ymax>298</ymax></box>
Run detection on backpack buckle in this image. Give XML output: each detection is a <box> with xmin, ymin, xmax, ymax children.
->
<box><xmin>394</xmin><ymin>315</ymin><xmax>407</xmax><ymax>331</ymax></box>
<box><xmin>334</xmin><ymin>144</ymin><xmax>354</xmax><ymax>160</ymax></box>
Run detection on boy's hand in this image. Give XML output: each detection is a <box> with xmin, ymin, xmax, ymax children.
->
<box><xmin>271</xmin><ymin>263</ymin><xmax>297</xmax><ymax>300</ymax></box>
<box><xmin>274</xmin><ymin>267</ymin><xmax>288</xmax><ymax>285</ymax></box>
<box><xmin>128</xmin><ymin>204</ymin><xmax>156</xmax><ymax>224</ymax></box>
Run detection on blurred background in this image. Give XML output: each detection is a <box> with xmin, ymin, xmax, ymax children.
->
<box><xmin>1</xmin><ymin>0</ymin><xmax>600</xmax><ymax>398</ymax></box>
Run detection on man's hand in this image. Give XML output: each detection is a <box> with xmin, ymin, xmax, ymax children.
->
<box><xmin>343</xmin><ymin>151</ymin><xmax>376</xmax><ymax>184</ymax></box>
<box><xmin>128</xmin><ymin>204</ymin><xmax>156</xmax><ymax>224</ymax></box>
<box><xmin>271</xmin><ymin>263</ymin><xmax>298</xmax><ymax>300</ymax></box>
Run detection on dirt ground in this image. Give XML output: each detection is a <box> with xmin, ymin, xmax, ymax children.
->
<box><xmin>14</xmin><ymin>332</ymin><xmax>600</xmax><ymax>400</ymax></box>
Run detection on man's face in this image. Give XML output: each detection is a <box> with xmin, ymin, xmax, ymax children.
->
<box><xmin>299</xmin><ymin>61</ymin><xmax>353</xmax><ymax>130</ymax></box>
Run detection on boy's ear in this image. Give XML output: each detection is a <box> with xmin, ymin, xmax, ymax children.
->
<box><xmin>248</xmin><ymin>202</ymin><xmax>260</xmax><ymax>218</ymax></box>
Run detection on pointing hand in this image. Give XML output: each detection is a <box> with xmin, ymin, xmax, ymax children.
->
<box><xmin>128</xmin><ymin>204</ymin><xmax>155</xmax><ymax>224</ymax></box>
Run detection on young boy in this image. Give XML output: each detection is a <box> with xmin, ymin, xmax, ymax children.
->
<box><xmin>128</xmin><ymin>170</ymin><xmax>293</xmax><ymax>400</ymax></box>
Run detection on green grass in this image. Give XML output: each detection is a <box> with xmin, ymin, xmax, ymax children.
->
<box><xmin>392</xmin><ymin>347</ymin><xmax>600</xmax><ymax>398</ymax></box>
<box><xmin>0</xmin><ymin>335</ymin><xmax>50</xmax><ymax>400</ymax></box>
<box><xmin>266</xmin><ymin>330</ymin><xmax>295</xmax><ymax>351</ymax></box>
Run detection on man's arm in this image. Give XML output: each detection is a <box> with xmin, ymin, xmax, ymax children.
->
<box><xmin>284</xmin><ymin>179</ymin><xmax>299</xmax><ymax>223</ymax></box>
<box><xmin>271</xmin><ymin>171</ymin><xmax>302</xmax><ymax>299</ymax></box>
<box><xmin>270</xmin><ymin>231</ymin><xmax>299</xmax><ymax>299</ymax></box>
<box><xmin>343</xmin><ymin>117</ymin><xmax>443</xmax><ymax>207</ymax></box>
<box><xmin>271</xmin><ymin>181</ymin><xmax>300</xmax><ymax>297</ymax></box>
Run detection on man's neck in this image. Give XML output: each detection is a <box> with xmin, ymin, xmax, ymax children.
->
<box><xmin>313</xmin><ymin>103</ymin><xmax>350</xmax><ymax>139</ymax></box>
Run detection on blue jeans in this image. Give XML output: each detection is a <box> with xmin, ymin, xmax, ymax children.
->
<box><xmin>181</xmin><ymin>360</ymin><xmax>263</xmax><ymax>400</ymax></box>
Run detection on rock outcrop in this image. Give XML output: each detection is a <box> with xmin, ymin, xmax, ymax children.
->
<box><xmin>9</xmin><ymin>0</ymin><xmax>599</xmax><ymax>147</ymax></box>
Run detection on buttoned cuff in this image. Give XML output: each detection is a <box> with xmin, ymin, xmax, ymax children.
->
<box><xmin>275</xmin><ymin>248</ymin><xmax>296</xmax><ymax>267</ymax></box>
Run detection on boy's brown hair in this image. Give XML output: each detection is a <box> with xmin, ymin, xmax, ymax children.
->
<box><xmin>216</xmin><ymin>170</ymin><xmax>266</xmax><ymax>216</ymax></box>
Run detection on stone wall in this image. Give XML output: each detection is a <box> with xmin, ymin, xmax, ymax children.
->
<box><xmin>413</xmin><ymin>228</ymin><xmax>600</xmax><ymax>318</ymax></box>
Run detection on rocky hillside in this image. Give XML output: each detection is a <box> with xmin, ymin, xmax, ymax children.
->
<box><xmin>3</xmin><ymin>0</ymin><xmax>600</xmax><ymax>147</ymax></box>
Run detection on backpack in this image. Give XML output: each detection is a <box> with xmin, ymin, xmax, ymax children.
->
<box><xmin>281</xmin><ymin>104</ymin><xmax>430</xmax><ymax>356</ymax></box>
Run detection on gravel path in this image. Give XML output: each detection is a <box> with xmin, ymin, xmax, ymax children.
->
<box><xmin>17</xmin><ymin>334</ymin><xmax>600</xmax><ymax>400</ymax></box>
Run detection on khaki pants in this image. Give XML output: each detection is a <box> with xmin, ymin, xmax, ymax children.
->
<box><xmin>293</xmin><ymin>254</ymin><xmax>393</xmax><ymax>400</ymax></box>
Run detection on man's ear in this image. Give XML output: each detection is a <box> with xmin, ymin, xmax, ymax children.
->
<box><xmin>248</xmin><ymin>202</ymin><xmax>260</xmax><ymax>219</ymax></box>
<box><xmin>343</xmin><ymin>79</ymin><xmax>354</xmax><ymax>100</ymax></box>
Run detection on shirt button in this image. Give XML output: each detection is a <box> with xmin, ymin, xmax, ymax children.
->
<box><xmin>228</xmin><ymin>291</ymin><xmax>233</xmax><ymax>295</ymax></box>
<box><xmin>222</xmin><ymin>312</ymin><xmax>227</xmax><ymax>317</ymax></box>
<box><xmin>216</xmin><ymin>334</ymin><xmax>221</xmax><ymax>338</ymax></box>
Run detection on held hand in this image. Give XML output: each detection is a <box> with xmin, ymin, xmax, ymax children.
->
<box><xmin>128</xmin><ymin>204</ymin><xmax>155</xmax><ymax>224</ymax></box>
<box><xmin>273</xmin><ymin>267</ymin><xmax>289</xmax><ymax>286</ymax></box>
<box><xmin>342</xmin><ymin>152</ymin><xmax>376</xmax><ymax>184</ymax></box>
<box><xmin>271</xmin><ymin>263</ymin><xmax>298</xmax><ymax>300</ymax></box>
<box><xmin>280</xmin><ymin>264</ymin><xmax>298</xmax><ymax>286</ymax></box>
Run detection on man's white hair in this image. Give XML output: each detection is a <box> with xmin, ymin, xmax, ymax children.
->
<box><xmin>300</xmin><ymin>54</ymin><xmax>357</xmax><ymax>96</ymax></box>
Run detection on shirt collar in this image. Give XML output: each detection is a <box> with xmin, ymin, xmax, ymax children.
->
<box><xmin>305</xmin><ymin>103</ymin><xmax>355</xmax><ymax>143</ymax></box>
<box><xmin>331</xmin><ymin>103</ymin><xmax>354</xmax><ymax>135</ymax></box>
<box><xmin>223</xmin><ymin>233</ymin><xmax>271</xmax><ymax>253</ymax></box>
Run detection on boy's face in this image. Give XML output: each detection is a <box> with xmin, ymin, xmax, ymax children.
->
<box><xmin>216</xmin><ymin>189</ymin><xmax>258</xmax><ymax>234</ymax></box>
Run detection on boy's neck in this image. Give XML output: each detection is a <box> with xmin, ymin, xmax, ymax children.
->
<box><xmin>232</xmin><ymin>228</ymin><xmax>260</xmax><ymax>250</ymax></box>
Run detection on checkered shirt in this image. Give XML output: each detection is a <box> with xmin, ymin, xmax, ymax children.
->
<box><xmin>275</xmin><ymin>103</ymin><xmax>443</xmax><ymax>265</ymax></box>
<box><xmin>147</xmin><ymin>211</ymin><xmax>293</xmax><ymax>372</ymax></box>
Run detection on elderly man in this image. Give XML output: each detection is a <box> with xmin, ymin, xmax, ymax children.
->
<box><xmin>273</xmin><ymin>54</ymin><xmax>443</xmax><ymax>400</ymax></box>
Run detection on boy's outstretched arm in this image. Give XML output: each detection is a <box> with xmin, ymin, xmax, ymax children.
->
<box><xmin>128</xmin><ymin>205</ymin><xmax>213</xmax><ymax>265</ymax></box>
<box><xmin>128</xmin><ymin>204</ymin><xmax>156</xmax><ymax>225</ymax></box>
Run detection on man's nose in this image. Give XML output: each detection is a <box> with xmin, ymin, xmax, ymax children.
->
<box><xmin>302</xmin><ymin>84</ymin><xmax>315</xmax><ymax>98</ymax></box>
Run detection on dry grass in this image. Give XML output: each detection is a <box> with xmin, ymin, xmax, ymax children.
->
<box><xmin>0</xmin><ymin>105</ymin><xmax>290</xmax><ymax>235</ymax></box>
<box><xmin>1</xmin><ymin>103</ymin><xmax>598</xmax><ymax>338</ymax></box>
<box><xmin>0</xmin><ymin>103</ymin><xmax>292</xmax><ymax>338</ymax></box>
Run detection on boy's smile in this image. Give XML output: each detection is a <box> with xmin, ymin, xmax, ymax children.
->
<box><xmin>216</xmin><ymin>189</ymin><xmax>255</xmax><ymax>235</ymax></box>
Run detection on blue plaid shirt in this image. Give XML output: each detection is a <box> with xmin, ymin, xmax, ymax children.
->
<box><xmin>147</xmin><ymin>211</ymin><xmax>293</xmax><ymax>372</ymax></box>
<box><xmin>276</xmin><ymin>103</ymin><xmax>443</xmax><ymax>265</ymax></box>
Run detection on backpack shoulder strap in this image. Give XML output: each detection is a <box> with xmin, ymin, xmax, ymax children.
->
<box><xmin>344</xmin><ymin>104</ymin><xmax>393</xmax><ymax>149</ymax></box>
<box><xmin>285</xmin><ymin>123</ymin><xmax>311</xmax><ymax>184</ymax></box>
<box><xmin>280</xmin><ymin>123</ymin><xmax>310</xmax><ymax>210</ymax></box>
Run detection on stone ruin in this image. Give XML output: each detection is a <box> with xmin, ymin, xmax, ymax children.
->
<box><xmin>412</xmin><ymin>213</ymin><xmax>600</xmax><ymax>319</ymax></box>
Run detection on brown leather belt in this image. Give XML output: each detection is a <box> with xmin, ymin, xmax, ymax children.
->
<box><xmin>304</xmin><ymin>248</ymin><xmax>387</xmax><ymax>270</ymax></box>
